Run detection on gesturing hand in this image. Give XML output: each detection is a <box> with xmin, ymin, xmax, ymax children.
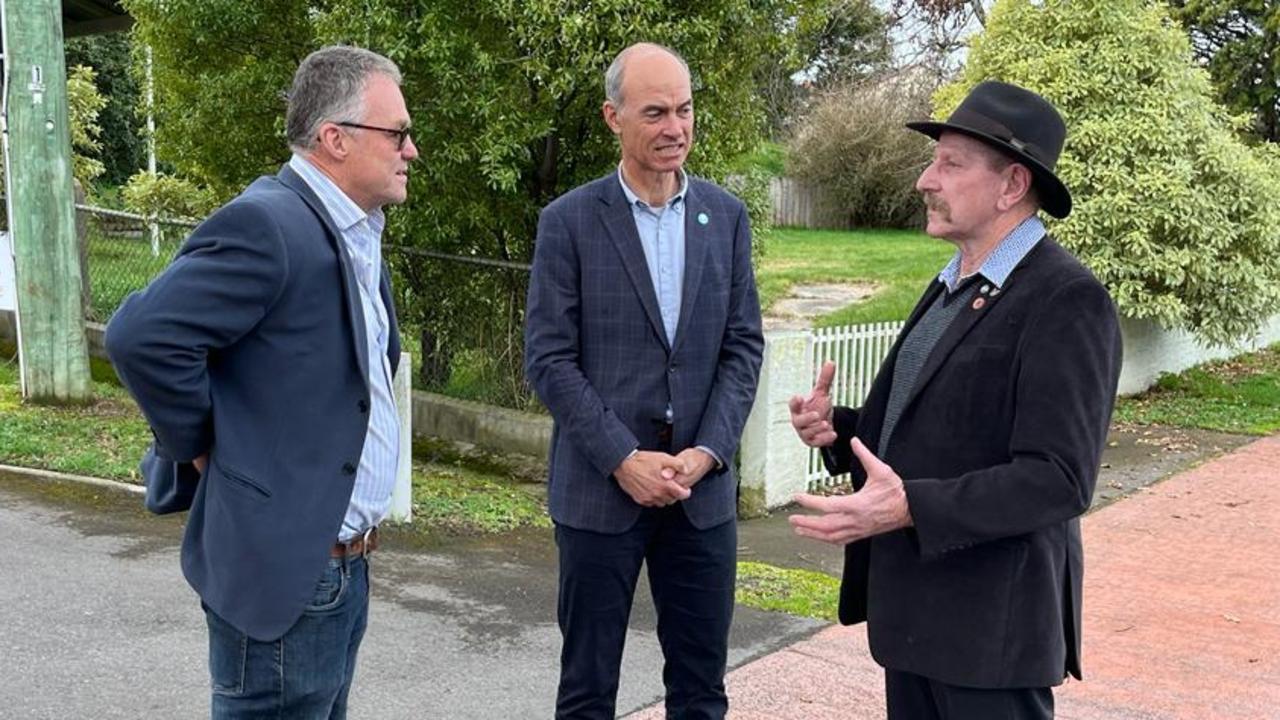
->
<box><xmin>788</xmin><ymin>438</ymin><xmax>912</xmax><ymax>545</ymax></box>
<box><xmin>788</xmin><ymin>361</ymin><xmax>837</xmax><ymax>448</ymax></box>
<box><xmin>615</xmin><ymin>451</ymin><xmax>691</xmax><ymax>507</ymax></box>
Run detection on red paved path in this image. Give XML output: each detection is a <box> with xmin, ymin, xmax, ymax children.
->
<box><xmin>628</xmin><ymin>435</ymin><xmax>1280</xmax><ymax>719</ymax></box>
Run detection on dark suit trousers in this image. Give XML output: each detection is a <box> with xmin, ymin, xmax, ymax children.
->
<box><xmin>885</xmin><ymin>669</ymin><xmax>1054</xmax><ymax>720</ymax></box>
<box><xmin>554</xmin><ymin>505</ymin><xmax>736</xmax><ymax>720</ymax></box>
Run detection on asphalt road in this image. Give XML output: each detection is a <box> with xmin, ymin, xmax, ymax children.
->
<box><xmin>0</xmin><ymin>473</ymin><xmax>822</xmax><ymax>719</ymax></box>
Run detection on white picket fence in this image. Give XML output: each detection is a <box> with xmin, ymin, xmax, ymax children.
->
<box><xmin>806</xmin><ymin>321</ymin><xmax>904</xmax><ymax>489</ymax></box>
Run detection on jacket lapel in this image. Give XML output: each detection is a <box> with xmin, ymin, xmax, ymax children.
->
<box><xmin>598</xmin><ymin>178</ymin><xmax>670</xmax><ymax>351</ymax></box>
<box><xmin>277</xmin><ymin>164</ymin><xmax>371</xmax><ymax>382</ymax></box>
<box><xmin>671</xmin><ymin>183</ymin><xmax>708</xmax><ymax>355</ymax></box>
<box><xmin>900</xmin><ymin>251</ymin><xmax>1035</xmax><ymax>413</ymax></box>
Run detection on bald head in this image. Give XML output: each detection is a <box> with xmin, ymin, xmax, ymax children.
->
<box><xmin>604</xmin><ymin>43</ymin><xmax>690</xmax><ymax>110</ymax></box>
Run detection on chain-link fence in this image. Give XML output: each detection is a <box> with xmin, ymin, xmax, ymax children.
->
<box><xmin>385</xmin><ymin>245</ymin><xmax>536</xmax><ymax>411</ymax></box>
<box><xmin>77</xmin><ymin>204</ymin><xmax>198</xmax><ymax>322</ymax></box>
<box><xmin>60</xmin><ymin>204</ymin><xmax>539</xmax><ymax>410</ymax></box>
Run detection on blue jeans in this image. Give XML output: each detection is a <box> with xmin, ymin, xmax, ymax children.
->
<box><xmin>204</xmin><ymin>555</ymin><xmax>370</xmax><ymax>719</ymax></box>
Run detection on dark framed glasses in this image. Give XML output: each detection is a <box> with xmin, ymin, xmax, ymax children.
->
<box><xmin>336</xmin><ymin>121</ymin><xmax>412</xmax><ymax>150</ymax></box>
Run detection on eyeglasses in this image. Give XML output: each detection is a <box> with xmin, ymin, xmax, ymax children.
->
<box><xmin>336</xmin><ymin>121</ymin><xmax>412</xmax><ymax>150</ymax></box>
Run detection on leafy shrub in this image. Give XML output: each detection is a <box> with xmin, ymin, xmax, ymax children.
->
<box><xmin>121</xmin><ymin>171</ymin><xmax>219</xmax><ymax>221</ymax></box>
<box><xmin>935</xmin><ymin>0</ymin><xmax>1280</xmax><ymax>345</ymax></box>
<box><xmin>786</xmin><ymin>70</ymin><xmax>935</xmax><ymax>229</ymax></box>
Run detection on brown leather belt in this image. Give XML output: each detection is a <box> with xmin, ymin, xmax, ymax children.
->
<box><xmin>331</xmin><ymin>527</ymin><xmax>379</xmax><ymax>558</ymax></box>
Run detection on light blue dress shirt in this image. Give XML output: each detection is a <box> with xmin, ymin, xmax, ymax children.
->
<box><xmin>618</xmin><ymin>167</ymin><xmax>688</xmax><ymax>347</ymax></box>
<box><xmin>938</xmin><ymin>215</ymin><xmax>1046</xmax><ymax>292</ymax></box>
<box><xmin>616</xmin><ymin>169</ymin><xmax>721</xmax><ymax>467</ymax></box>
<box><xmin>290</xmin><ymin>154</ymin><xmax>400</xmax><ymax>541</ymax></box>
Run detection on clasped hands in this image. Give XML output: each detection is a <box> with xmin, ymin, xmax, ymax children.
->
<box><xmin>787</xmin><ymin>361</ymin><xmax>913</xmax><ymax>545</ymax></box>
<box><xmin>614</xmin><ymin>448</ymin><xmax>716</xmax><ymax>508</ymax></box>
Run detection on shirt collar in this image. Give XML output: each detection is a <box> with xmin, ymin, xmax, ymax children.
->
<box><xmin>289</xmin><ymin>153</ymin><xmax>384</xmax><ymax>233</ymax></box>
<box><xmin>617</xmin><ymin>165</ymin><xmax>688</xmax><ymax>211</ymax></box>
<box><xmin>938</xmin><ymin>215</ymin><xmax>1046</xmax><ymax>292</ymax></box>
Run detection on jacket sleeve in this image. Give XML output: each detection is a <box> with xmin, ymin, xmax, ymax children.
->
<box><xmin>821</xmin><ymin>406</ymin><xmax>862</xmax><ymax>480</ymax></box>
<box><xmin>104</xmin><ymin>200</ymin><xmax>288</xmax><ymax>462</ymax></box>
<box><xmin>524</xmin><ymin>205</ymin><xmax>640</xmax><ymax>477</ymax></box>
<box><xmin>902</xmin><ymin>276</ymin><xmax>1122</xmax><ymax>560</ymax></box>
<box><xmin>692</xmin><ymin>203</ymin><xmax>765</xmax><ymax>465</ymax></box>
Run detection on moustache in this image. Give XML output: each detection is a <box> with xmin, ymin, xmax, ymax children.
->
<box><xmin>923</xmin><ymin>194</ymin><xmax>950</xmax><ymax>214</ymax></box>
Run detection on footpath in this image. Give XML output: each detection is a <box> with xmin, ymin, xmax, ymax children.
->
<box><xmin>628</xmin><ymin>434</ymin><xmax>1280</xmax><ymax>720</ymax></box>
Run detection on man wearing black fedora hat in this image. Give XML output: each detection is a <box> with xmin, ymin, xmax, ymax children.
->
<box><xmin>786</xmin><ymin>80</ymin><xmax>1122</xmax><ymax>718</ymax></box>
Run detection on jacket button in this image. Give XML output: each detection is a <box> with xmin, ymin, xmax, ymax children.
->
<box><xmin>342</xmin><ymin>462</ymin><xmax>357</xmax><ymax>475</ymax></box>
<box><xmin>358</xmin><ymin>399</ymin><xmax>370</xmax><ymax>413</ymax></box>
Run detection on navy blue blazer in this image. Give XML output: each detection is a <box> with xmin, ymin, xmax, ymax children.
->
<box><xmin>524</xmin><ymin>174</ymin><xmax>764</xmax><ymax>534</ymax></box>
<box><xmin>823</xmin><ymin>237</ymin><xmax>1121</xmax><ymax>689</ymax></box>
<box><xmin>106</xmin><ymin>165</ymin><xmax>400</xmax><ymax>641</ymax></box>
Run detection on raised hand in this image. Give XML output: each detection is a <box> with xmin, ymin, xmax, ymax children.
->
<box><xmin>788</xmin><ymin>438</ymin><xmax>912</xmax><ymax>545</ymax></box>
<box><xmin>789</xmin><ymin>361</ymin><xmax>837</xmax><ymax>447</ymax></box>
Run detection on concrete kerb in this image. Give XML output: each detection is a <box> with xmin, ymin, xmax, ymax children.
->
<box><xmin>0</xmin><ymin>463</ymin><xmax>144</xmax><ymax>496</ymax></box>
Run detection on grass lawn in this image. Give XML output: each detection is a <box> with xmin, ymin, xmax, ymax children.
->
<box><xmin>0</xmin><ymin>352</ymin><xmax>548</xmax><ymax>534</ymax></box>
<box><xmin>736</xmin><ymin>560</ymin><xmax>840</xmax><ymax>622</ymax></box>
<box><xmin>1114</xmin><ymin>343</ymin><xmax>1280</xmax><ymax>436</ymax></box>
<box><xmin>758</xmin><ymin>227</ymin><xmax>952</xmax><ymax>326</ymax></box>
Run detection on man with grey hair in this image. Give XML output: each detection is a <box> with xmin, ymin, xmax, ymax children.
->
<box><xmin>106</xmin><ymin>45</ymin><xmax>416</xmax><ymax>718</ymax></box>
<box><xmin>526</xmin><ymin>42</ymin><xmax>763</xmax><ymax>719</ymax></box>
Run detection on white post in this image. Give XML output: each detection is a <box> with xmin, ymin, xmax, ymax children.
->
<box><xmin>388</xmin><ymin>351</ymin><xmax>413</xmax><ymax>523</ymax></box>
<box><xmin>738</xmin><ymin>330</ymin><xmax>814</xmax><ymax>516</ymax></box>
<box><xmin>145</xmin><ymin>45</ymin><xmax>159</xmax><ymax>257</ymax></box>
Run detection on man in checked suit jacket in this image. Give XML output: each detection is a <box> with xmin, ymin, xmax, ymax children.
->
<box><xmin>106</xmin><ymin>46</ymin><xmax>414</xmax><ymax>718</ymax></box>
<box><xmin>524</xmin><ymin>43</ymin><xmax>764</xmax><ymax>720</ymax></box>
<box><xmin>789</xmin><ymin>81</ymin><xmax>1122</xmax><ymax>719</ymax></box>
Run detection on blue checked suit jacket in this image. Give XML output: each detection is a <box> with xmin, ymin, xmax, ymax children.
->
<box><xmin>525</xmin><ymin>173</ymin><xmax>764</xmax><ymax>534</ymax></box>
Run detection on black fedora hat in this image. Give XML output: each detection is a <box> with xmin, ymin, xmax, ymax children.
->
<box><xmin>907</xmin><ymin>80</ymin><xmax>1072</xmax><ymax>218</ymax></box>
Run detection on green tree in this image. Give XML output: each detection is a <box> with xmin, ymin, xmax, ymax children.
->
<box><xmin>1169</xmin><ymin>0</ymin><xmax>1280</xmax><ymax>143</ymax></box>
<box><xmin>123</xmin><ymin>0</ymin><xmax>799</xmax><ymax>406</ymax></box>
<box><xmin>934</xmin><ymin>0</ymin><xmax>1280</xmax><ymax>345</ymax></box>
<box><xmin>66</xmin><ymin>33</ymin><xmax>146</xmax><ymax>187</ymax></box>
<box><xmin>756</xmin><ymin>0</ymin><xmax>893</xmax><ymax>131</ymax></box>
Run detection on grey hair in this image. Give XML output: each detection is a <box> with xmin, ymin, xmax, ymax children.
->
<box><xmin>604</xmin><ymin>43</ymin><xmax>690</xmax><ymax>109</ymax></box>
<box><xmin>286</xmin><ymin>45</ymin><xmax>402</xmax><ymax>153</ymax></box>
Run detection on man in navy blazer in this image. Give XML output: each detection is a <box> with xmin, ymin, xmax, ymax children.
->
<box><xmin>106</xmin><ymin>46</ymin><xmax>415</xmax><ymax>718</ymax></box>
<box><xmin>525</xmin><ymin>43</ymin><xmax>764</xmax><ymax>720</ymax></box>
<box><xmin>789</xmin><ymin>82</ymin><xmax>1122</xmax><ymax>719</ymax></box>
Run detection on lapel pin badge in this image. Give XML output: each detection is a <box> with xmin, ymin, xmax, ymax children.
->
<box><xmin>972</xmin><ymin>297</ymin><xmax>986</xmax><ymax>311</ymax></box>
<box><xmin>697</xmin><ymin>212</ymin><xmax>709</xmax><ymax>226</ymax></box>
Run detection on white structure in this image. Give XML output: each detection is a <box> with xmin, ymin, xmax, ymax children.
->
<box><xmin>1118</xmin><ymin>315</ymin><xmax>1280</xmax><ymax>395</ymax></box>
<box><xmin>389</xmin><ymin>351</ymin><xmax>413</xmax><ymax>523</ymax></box>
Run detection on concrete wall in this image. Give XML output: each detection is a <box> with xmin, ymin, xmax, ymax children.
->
<box><xmin>1118</xmin><ymin>314</ymin><xmax>1280</xmax><ymax>395</ymax></box>
<box><xmin>410</xmin><ymin>390</ymin><xmax>551</xmax><ymax>459</ymax></box>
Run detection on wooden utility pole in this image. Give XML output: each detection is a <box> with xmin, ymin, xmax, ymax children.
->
<box><xmin>2</xmin><ymin>0</ymin><xmax>93</xmax><ymax>403</ymax></box>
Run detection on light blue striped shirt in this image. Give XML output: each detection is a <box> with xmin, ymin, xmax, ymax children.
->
<box><xmin>290</xmin><ymin>154</ymin><xmax>400</xmax><ymax>541</ymax></box>
<box><xmin>938</xmin><ymin>215</ymin><xmax>1046</xmax><ymax>292</ymax></box>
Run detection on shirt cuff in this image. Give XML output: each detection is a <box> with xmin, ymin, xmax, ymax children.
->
<box><xmin>695</xmin><ymin>445</ymin><xmax>723</xmax><ymax>469</ymax></box>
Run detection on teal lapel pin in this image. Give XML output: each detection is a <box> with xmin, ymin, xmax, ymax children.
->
<box><xmin>697</xmin><ymin>212</ymin><xmax>709</xmax><ymax>226</ymax></box>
